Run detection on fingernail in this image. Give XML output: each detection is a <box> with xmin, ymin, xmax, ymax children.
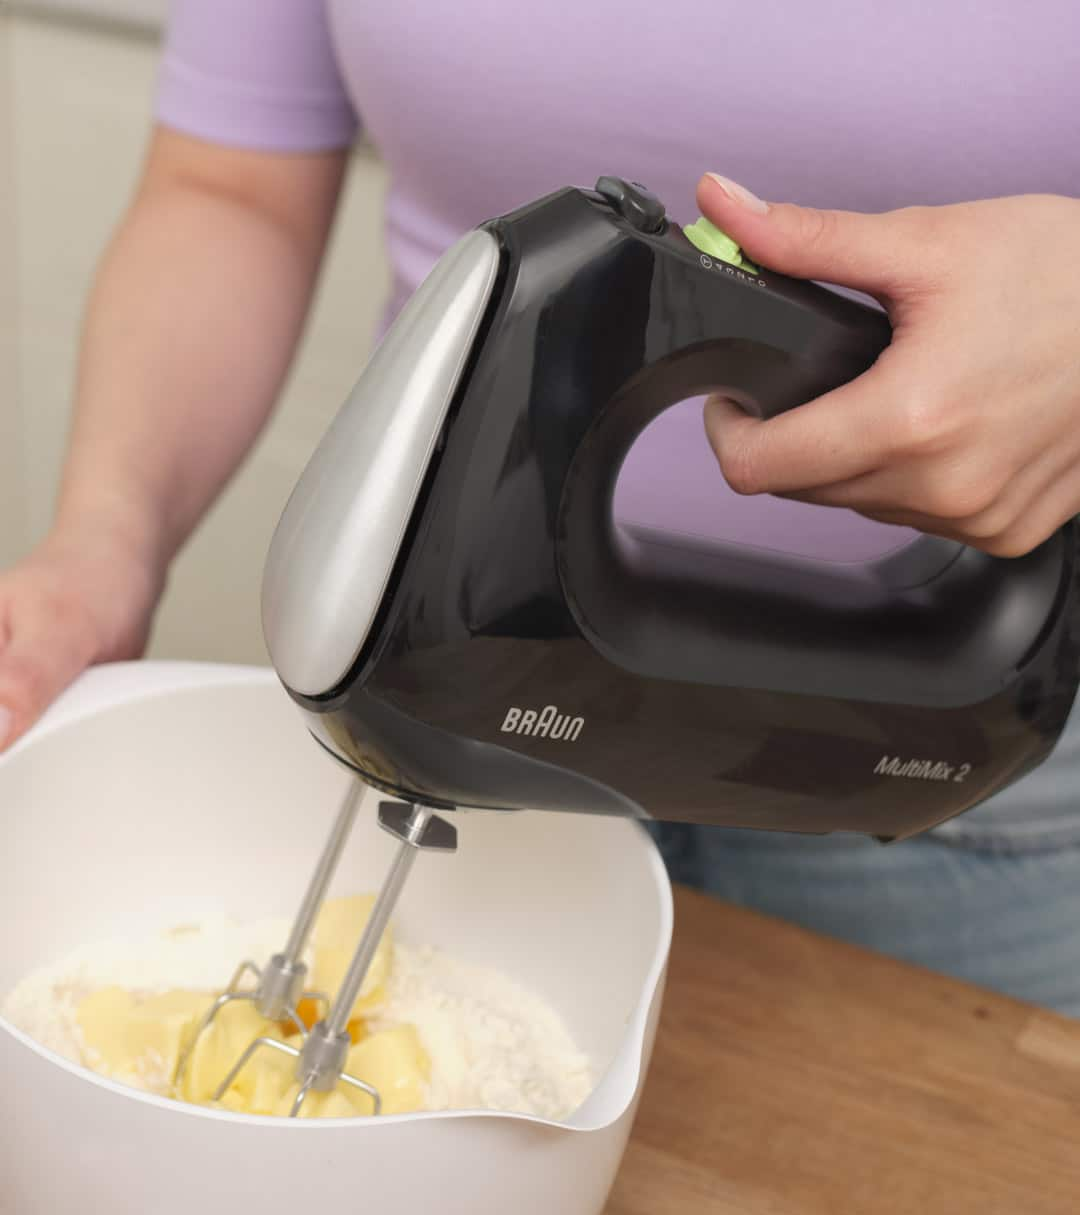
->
<box><xmin>0</xmin><ymin>706</ymin><xmax>12</xmax><ymax>750</ymax></box>
<box><xmin>707</xmin><ymin>173</ymin><xmax>769</xmax><ymax>215</ymax></box>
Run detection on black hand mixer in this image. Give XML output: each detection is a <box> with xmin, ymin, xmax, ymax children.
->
<box><xmin>184</xmin><ymin>177</ymin><xmax>1080</xmax><ymax>1113</ymax></box>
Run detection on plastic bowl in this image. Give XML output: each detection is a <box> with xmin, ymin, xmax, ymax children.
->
<box><xmin>0</xmin><ymin>663</ymin><xmax>672</xmax><ymax>1215</ymax></box>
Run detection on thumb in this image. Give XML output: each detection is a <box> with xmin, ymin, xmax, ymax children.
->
<box><xmin>695</xmin><ymin>172</ymin><xmax>918</xmax><ymax>297</ymax></box>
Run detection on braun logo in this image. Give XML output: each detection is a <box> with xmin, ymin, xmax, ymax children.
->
<box><xmin>501</xmin><ymin>705</ymin><xmax>584</xmax><ymax>742</ymax></box>
<box><xmin>875</xmin><ymin>756</ymin><xmax>971</xmax><ymax>783</ymax></box>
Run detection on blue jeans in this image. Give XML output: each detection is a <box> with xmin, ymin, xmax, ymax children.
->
<box><xmin>651</xmin><ymin>684</ymin><xmax>1080</xmax><ymax>1017</ymax></box>
<box><xmin>651</xmin><ymin>824</ymin><xmax>1080</xmax><ymax>1017</ymax></box>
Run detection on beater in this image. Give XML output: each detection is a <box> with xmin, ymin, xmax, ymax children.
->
<box><xmin>175</xmin><ymin>788</ymin><xmax>456</xmax><ymax>1116</ymax></box>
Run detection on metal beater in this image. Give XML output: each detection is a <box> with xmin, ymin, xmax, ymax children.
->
<box><xmin>174</xmin><ymin>788</ymin><xmax>457</xmax><ymax>1117</ymax></box>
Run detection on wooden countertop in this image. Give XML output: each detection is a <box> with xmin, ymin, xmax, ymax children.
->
<box><xmin>605</xmin><ymin>885</ymin><xmax>1080</xmax><ymax>1215</ymax></box>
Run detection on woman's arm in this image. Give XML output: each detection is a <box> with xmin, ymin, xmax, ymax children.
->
<box><xmin>0</xmin><ymin>126</ymin><xmax>347</xmax><ymax>749</ymax></box>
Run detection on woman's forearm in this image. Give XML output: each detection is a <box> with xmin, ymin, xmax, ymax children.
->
<box><xmin>54</xmin><ymin>129</ymin><xmax>347</xmax><ymax>578</ymax></box>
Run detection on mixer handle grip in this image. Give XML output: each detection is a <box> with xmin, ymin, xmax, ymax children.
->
<box><xmin>556</xmin><ymin>280</ymin><xmax>1067</xmax><ymax>708</ymax></box>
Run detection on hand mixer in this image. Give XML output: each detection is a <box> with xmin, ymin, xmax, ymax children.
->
<box><xmin>191</xmin><ymin>176</ymin><xmax>1080</xmax><ymax>1114</ymax></box>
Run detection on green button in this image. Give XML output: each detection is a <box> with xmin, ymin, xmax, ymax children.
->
<box><xmin>683</xmin><ymin>216</ymin><xmax>759</xmax><ymax>274</ymax></box>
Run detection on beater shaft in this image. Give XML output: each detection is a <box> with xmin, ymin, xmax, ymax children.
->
<box><xmin>325</xmin><ymin>805</ymin><xmax>427</xmax><ymax>1037</ymax></box>
<box><xmin>293</xmin><ymin>801</ymin><xmax>457</xmax><ymax>1102</ymax></box>
<box><xmin>281</xmin><ymin>780</ymin><xmax>363</xmax><ymax>967</ymax></box>
<box><xmin>249</xmin><ymin>779</ymin><xmax>362</xmax><ymax>1020</ymax></box>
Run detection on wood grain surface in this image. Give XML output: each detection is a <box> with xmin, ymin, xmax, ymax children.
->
<box><xmin>605</xmin><ymin>885</ymin><xmax>1080</xmax><ymax>1215</ymax></box>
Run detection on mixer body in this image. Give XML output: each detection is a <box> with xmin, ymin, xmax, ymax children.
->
<box><xmin>263</xmin><ymin>180</ymin><xmax>1080</xmax><ymax>839</ymax></box>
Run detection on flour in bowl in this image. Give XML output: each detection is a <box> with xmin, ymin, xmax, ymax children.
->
<box><xmin>373</xmin><ymin>942</ymin><xmax>594</xmax><ymax>1118</ymax></box>
<box><xmin>1</xmin><ymin>915</ymin><xmax>594</xmax><ymax>1121</ymax></box>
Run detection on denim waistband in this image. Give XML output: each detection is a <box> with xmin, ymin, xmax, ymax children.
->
<box><xmin>920</xmin><ymin>693</ymin><xmax>1080</xmax><ymax>855</ymax></box>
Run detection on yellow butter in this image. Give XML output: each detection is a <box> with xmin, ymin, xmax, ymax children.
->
<box><xmin>212</xmin><ymin>1026</ymin><xmax>429</xmax><ymax>1119</ymax></box>
<box><xmin>342</xmin><ymin>1024</ymin><xmax>430</xmax><ymax>1116</ymax></box>
<box><xmin>311</xmin><ymin>895</ymin><xmax>393</xmax><ymax>1020</ymax></box>
<box><xmin>73</xmin><ymin>892</ymin><xmax>419</xmax><ymax>1120</ymax></box>
<box><xmin>179</xmin><ymin>998</ymin><xmax>293</xmax><ymax>1108</ymax></box>
<box><xmin>286</xmin><ymin>1086</ymin><xmax>360</xmax><ymax>1120</ymax></box>
<box><xmin>77</xmin><ymin>988</ymin><xmax>209</xmax><ymax>1091</ymax></box>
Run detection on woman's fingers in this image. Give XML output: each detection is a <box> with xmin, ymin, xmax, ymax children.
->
<box><xmin>702</xmin><ymin>355</ymin><xmax>918</xmax><ymax>496</ymax></box>
<box><xmin>775</xmin><ymin>416</ymin><xmax>1080</xmax><ymax>553</ymax></box>
<box><xmin>0</xmin><ymin>536</ymin><xmax>158</xmax><ymax>753</ymax></box>
<box><xmin>0</xmin><ymin>592</ymin><xmax>97</xmax><ymax>751</ymax></box>
<box><xmin>695</xmin><ymin>173</ymin><xmax>938</xmax><ymax>299</ymax></box>
<box><xmin>696</xmin><ymin>185</ymin><xmax>1080</xmax><ymax>559</ymax></box>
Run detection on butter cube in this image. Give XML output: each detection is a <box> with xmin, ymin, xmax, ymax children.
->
<box><xmin>274</xmin><ymin>1025</ymin><xmax>429</xmax><ymax>1118</ymax></box>
<box><xmin>77</xmin><ymin>988</ymin><xmax>209</xmax><ymax>1093</ymax></box>
<box><xmin>179</xmin><ymin>998</ymin><xmax>292</xmax><ymax>1108</ymax></box>
<box><xmin>312</xmin><ymin>895</ymin><xmax>393</xmax><ymax>1020</ymax></box>
<box><xmin>343</xmin><ymin>1024</ymin><xmax>430</xmax><ymax>1116</ymax></box>
<box><xmin>287</xmin><ymin>1086</ymin><xmax>360</xmax><ymax>1120</ymax></box>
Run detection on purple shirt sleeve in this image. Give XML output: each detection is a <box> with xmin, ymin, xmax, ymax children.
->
<box><xmin>155</xmin><ymin>0</ymin><xmax>358</xmax><ymax>152</ymax></box>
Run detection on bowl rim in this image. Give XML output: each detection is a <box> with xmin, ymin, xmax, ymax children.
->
<box><xmin>0</xmin><ymin>660</ymin><xmax>674</xmax><ymax>1134</ymax></box>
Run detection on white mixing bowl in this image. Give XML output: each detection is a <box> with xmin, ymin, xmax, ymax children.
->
<box><xmin>0</xmin><ymin>663</ymin><xmax>672</xmax><ymax>1215</ymax></box>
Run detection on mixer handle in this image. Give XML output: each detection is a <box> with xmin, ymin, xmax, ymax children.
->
<box><xmin>556</xmin><ymin>279</ymin><xmax>1069</xmax><ymax>709</ymax></box>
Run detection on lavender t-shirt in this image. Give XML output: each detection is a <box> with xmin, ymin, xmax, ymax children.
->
<box><xmin>155</xmin><ymin>1</ymin><xmax>1080</xmax><ymax>847</ymax></box>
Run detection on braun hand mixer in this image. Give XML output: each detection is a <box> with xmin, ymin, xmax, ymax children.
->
<box><xmin>186</xmin><ymin>177</ymin><xmax>1080</xmax><ymax>1113</ymax></box>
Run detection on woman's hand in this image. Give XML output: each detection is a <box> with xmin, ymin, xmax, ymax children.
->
<box><xmin>697</xmin><ymin>174</ymin><xmax>1080</xmax><ymax>556</ymax></box>
<box><xmin>0</xmin><ymin>527</ymin><xmax>163</xmax><ymax>751</ymax></box>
